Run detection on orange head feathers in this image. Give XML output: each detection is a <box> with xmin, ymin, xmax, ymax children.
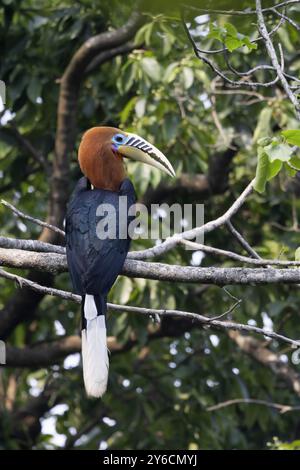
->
<box><xmin>78</xmin><ymin>126</ymin><xmax>176</xmax><ymax>191</ymax></box>
<box><xmin>78</xmin><ymin>127</ymin><xmax>125</xmax><ymax>191</ymax></box>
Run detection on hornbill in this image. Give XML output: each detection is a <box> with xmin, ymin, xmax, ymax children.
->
<box><xmin>66</xmin><ymin>127</ymin><xmax>175</xmax><ymax>398</ymax></box>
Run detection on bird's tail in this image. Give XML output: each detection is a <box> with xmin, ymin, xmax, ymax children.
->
<box><xmin>81</xmin><ymin>294</ymin><xmax>109</xmax><ymax>398</ymax></box>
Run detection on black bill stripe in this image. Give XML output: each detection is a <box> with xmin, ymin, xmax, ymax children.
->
<box><xmin>126</xmin><ymin>136</ymin><xmax>136</xmax><ymax>146</ymax></box>
<box><xmin>126</xmin><ymin>137</ymin><xmax>173</xmax><ymax>175</ymax></box>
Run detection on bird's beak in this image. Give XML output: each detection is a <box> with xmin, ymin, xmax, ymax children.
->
<box><xmin>117</xmin><ymin>133</ymin><xmax>176</xmax><ymax>177</ymax></box>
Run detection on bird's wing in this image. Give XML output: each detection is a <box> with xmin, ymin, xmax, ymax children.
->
<box><xmin>66</xmin><ymin>177</ymin><xmax>136</xmax><ymax>295</ymax></box>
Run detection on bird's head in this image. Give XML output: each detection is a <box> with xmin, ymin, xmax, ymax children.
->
<box><xmin>78</xmin><ymin>126</ymin><xmax>175</xmax><ymax>190</ymax></box>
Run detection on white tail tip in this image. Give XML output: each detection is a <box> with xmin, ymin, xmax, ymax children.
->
<box><xmin>82</xmin><ymin>296</ymin><xmax>109</xmax><ymax>398</ymax></box>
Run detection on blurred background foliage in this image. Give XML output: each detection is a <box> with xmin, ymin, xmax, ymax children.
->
<box><xmin>1</xmin><ymin>0</ymin><xmax>300</xmax><ymax>450</ymax></box>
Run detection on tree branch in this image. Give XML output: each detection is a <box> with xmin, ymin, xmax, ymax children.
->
<box><xmin>130</xmin><ymin>179</ymin><xmax>254</xmax><ymax>259</ymax></box>
<box><xmin>207</xmin><ymin>398</ymin><xmax>300</xmax><ymax>413</ymax></box>
<box><xmin>179</xmin><ymin>239</ymin><xmax>300</xmax><ymax>266</ymax></box>
<box><xmin>1</xmin><ymin>268</ymin><xmax>300</xmax><ymax>350</ymax></box>
<box><xmin>2</xmin><ymin>248</ymin><xmax>300</xmax><ymax>285</ymax></box>
<box><xmin>256</xmin><ymin>0</ymin><xmax>300</xmax><ymax>119</ymax></box>
<box><xmin>1</xmin><ymin>200</ymin><xmax>65</xmax><ymax>237</ymax></box>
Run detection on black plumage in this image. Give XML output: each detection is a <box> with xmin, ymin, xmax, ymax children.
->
<box><xmin>66</xmin><ymin>176</ymin><xmax>136</xmax><ymax>320</ymax></box>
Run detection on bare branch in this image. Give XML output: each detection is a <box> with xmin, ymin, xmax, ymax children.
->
<box><xmin>256</xmin><ymin>0</ymin><xmax>300</xmax><ymax>118</ymax></box>
<box><xmin>1</xmin><ymin>200</ymin><xmax>65</xmax><ymax>237</ymax></box>
<box><xmin>85</xmin><ymin>42</ymin><xmax>138</xmax><ymax>75</ymax></box>
<box><xmin>0</xmin><ymin>236</ymin><xmax>65</xmax><ymax>255</ymax></box>
<box><xmin>207</xmin><ymin>398</ymin><xmax>300</xmax><ymax>413</ymax></box>
<box><xmin>2</xmin><ymin>179</ymin><xmax>254</xmax><ymax>260</ymax></box>
<box><xmin>130</xmin><ymin>180</ymin><xmax>254</xmax><ymax>260</ymax></box>
<box><xmin>188</xmin><ymin>13</ymin><xmax>286</xmax><ymax>55</ymax></box>
<box><xmin>183</xmin><ymin>1</ymin><xmax>300</xmax><ymax>16</ymax></box>
<box><xmin>1</xmin><ymin>267</ymin><xmax>300</xmax><ymax>350</ymax></box>
<box><xmin>179</xmin><ymin>239</ymin><xmax>300</xmax><ymax>266</ymax></box>
<box><xmin>3</xmin><ymin>246</ymin><xmax>300</xmax><ymax>285</ymax></box>
<box><xmin>226</xmin><ymin>221</ymin><xmax>261</xmax><ymax>259</ymax></box>
<box><xmin>182</xmin><ymin>16</ymin><xmax>281</xmax><ymax>89</ymax></box>
<box><xmin>272</xmin><ymin>7</ymin><xmax>300</xmax><ymax>32</ymax></box>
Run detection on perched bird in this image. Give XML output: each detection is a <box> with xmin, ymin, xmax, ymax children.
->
<box><xmin>66</xmin><ymin>127</ymin><xmax>175</xmax><ymax>398</ymax></box>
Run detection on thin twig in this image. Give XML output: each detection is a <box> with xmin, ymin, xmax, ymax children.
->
<box><xmin>207</xmin><ymin>398</ymin><xmax>300</xmax><ymax>413</ymax></box>
<box><xmin>0</xmin><ymin>267</ymin><xmax>299</xmax><ymax>347</ymax></box>
<box><xmin>272</xmin><ymin>7</ymin><xmax>300</xmax><ymax>32</ymax></box>
<box><xmin>1</xmin><ymin>199</ymin><xmax>65</xmax><ymax>237</ymax></box>
<box><xmin>208</xmin><ymin>299</ymin><xmax>242</xmax><ymax>321</ymax></box>
<box><xmin>256</xmin><ymin>0</ymin><xmax>300</xmax><ymax>119</ymax></box>
<box><xmin>179</xmin><ymin>239</ymin><xmax>300</xmax><ymax>266</ymax></box>
<box><xmin>189</xmin><ymin>12</ymin><xmax>286</xmax><ymax>55</ymax></box>
<box><xmin>183</xmin><ymin>1</ymin><xmax>300</xmax><ymax>16</ymax></box>
<box><xmin>226</xmin><ymin>221</ymin><xmax>261</xmax><ymax>259</ymax></box>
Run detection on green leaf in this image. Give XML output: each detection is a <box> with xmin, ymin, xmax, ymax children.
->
<box><xmin>69</xmin><ymin>19</ymin><xmax>82</xmax><ymax>39</ymax></box>
<box><xmin>207</xmin><ymin>22</ymin><xmax>224</xmax><ymax>41</ymax></box>
<box><xmin>224</xmin><ymin>22</ymin><xmax>238</xmax><ymax>37</ymax></box>
<box><xmin>254</xmin><ymin>147</ymin><xmax>269</xmax><ymax>193</ymax></box>
<box><xmin>281</xmin><ymin>129</ymin><xmax>300</xmax><ymax>146</ymax></box>
<box><xmin>290</xmin><ymin>154</ymin><xmax>300</xmax><ymax>170</ymax></box>
<box><xmin>285</xmin><ymin>162</ymin><xmax>297</xmax><ymax>177</ymax></box>
<box><xmin>163</xmin><ymin>62</ymin><xmax>179</xmax><ymax>83</ymax></box>
<box><xmin>135</xmin><ymin>23</ymin><xmax>153</xmax><ymax>46</ymax></box>
<box><xmin>145</xmin><ymin>22</ymin><xmax>154</xmax><ymax>46</ymax></box>
<box><xmin>243</xmin><ymin>36</ymin><xmax>257</xmax><ymax>51</ymax></box>
<box><xmin>257</xmin><ymin>137</ymin><xmax>272</xmax><ymax>146</ymax></box>
<box><xmin>225</xmin><ymin>37</ymin><xmax>243</xmax><ymax>52</ymax></box>
<box><xmin>162</xmin><ymin>34</ymin><xmax>172</xmax><ymax>56</ymax></box>
<box><xmin>264</xmin><ymin>142</ymin><xmax>293</xmax><ymax>162</ymax></box>
<box><xmin>267</xmin><ymin>159</ymin><xmax>282</xmax><ymax>181</ymax></box>
<box><xmin>295</xmin><ymin>247</ymin><xmax>300</xmax><ymax>261</ymax></box>
<box><xmin>182</xmin><ymin>67</ymin><xmax>194</xmax><ymax>89</ymax></box>
<box><xmin>253</xmin><ymin>107</ymin><xmax>273</xmax><ymax>142</ymax></box>
<box><xmin>135</xmin><ymin>97</ymin><xmax>146</xmax><ymax>118</ymax></box>
<box><xmin>141</xmin><ymin>57</ymin><xmax>161</xmax><ymax>82</ymax></box>
<box><xmin>27</xmin><ymin>76</ymin><xmax>42</xmax><ymax>103</ymax></box>
<box><xmin>120</xmin><ymin>97</ymin><xmax>137</xmax><ymax>124</ymax></box>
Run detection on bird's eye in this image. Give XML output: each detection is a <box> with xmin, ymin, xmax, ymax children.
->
<box><xmin>113</xmin><ymin>134</ymin><xmax>125</xmax><ymax>144</ymax></box>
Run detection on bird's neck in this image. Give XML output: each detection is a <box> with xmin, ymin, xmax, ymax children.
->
<box><xmin>80</xmin><ymin>148</ymin><xmax>126</xmax><ymax>191</ymax></box>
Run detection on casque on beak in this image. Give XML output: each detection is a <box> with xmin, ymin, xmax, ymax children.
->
<box><xmin>116</xmin><ymin>132</ymin><xmax>176</xmax><ymax>178</ymax></box>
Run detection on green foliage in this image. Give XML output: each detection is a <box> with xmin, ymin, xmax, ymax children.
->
<box><xmin>254</xmin><ymin>134</ymin><xmax>300</xmax><ymax>193</ymax></box>
<box><xmin>208</xmin><ymin>21</ymin><xmax>257</xmax><ymax>52</ymax></box>
<box><xmin>268</xmin><ymin>437</ymin><xmax>300</xmax><ymax>450</ymax></box>
<box><xmin>282</xmin><ymin>129</ymin><xmax>300</xmax><ymax>146</ymax></box>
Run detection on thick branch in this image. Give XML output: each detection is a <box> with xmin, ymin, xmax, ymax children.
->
<box><xmin>1</xmin><ymin>248</ymin><xmax>300</xmax><ymax>285</ymax></box>
<box><xmin>85</xmin><ymin>42</ymin><xmax>138</xmax><ymax>75</ymax></box>
<box><xmin>0</xmin><ymin>236</ymin><xmax>65</xmax><ymax>254</ymax></box>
